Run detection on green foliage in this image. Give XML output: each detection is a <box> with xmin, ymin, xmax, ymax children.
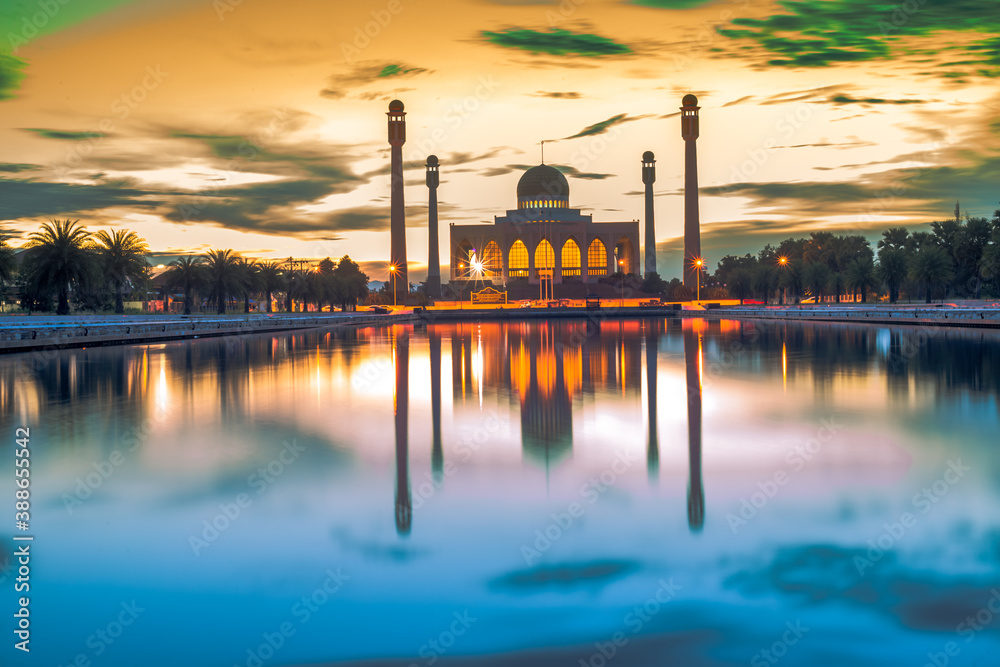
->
<box><xmin>94</xmin><ymin>229</ymin><xmax>150</xmax><ymax>314</ymax></box>
<box><xmin>876</xmin><ymin>248</ymin><xmax>908</xmax><ymax>303</ymax></box>
<box><xmin>22</xmin><ymin>219</ymin><xmax>98</xmax><ymax>315</ymax></box>
<box><xmin>165</xmin><ymin>256</ymin><xmax>206</xmax><ymax>315</ymax></box>
<box><xmin>908</xmin><ymin>246</ymin><xmax>954</xmax><ymax>303</ymax></box>
<box><xmin>205</xmin><ymin>249</ymin><xmax>245</xmax><ymax>314</ymax></box>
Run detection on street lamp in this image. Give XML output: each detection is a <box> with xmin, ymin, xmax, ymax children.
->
<box><xmin>619</xmin><ymin>259</ymin><xmax>625</xmax><ymax>307</ymax></box>
<box><xmin>389</xmin><ymin>264</ymin><xmax>397</xmax><ymax>307</ymax></box>
<box><xmin>777</xmin><ymin>256</ymin><xmax>788</xmax><ymax>305</ymax></box>
<box><xmin>694</xmin><ymin>258</ymin><xmax>703</xmax><ymax>302</ymax></box>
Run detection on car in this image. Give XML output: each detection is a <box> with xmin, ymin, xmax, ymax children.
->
<box><xmin>519</xmin><ymin>300</ymin><xmax>533</xmax><ymax>308</ymax></box>
<box><xmin>368</xmin><ymin>305</ymin><xmax>389</xmax><ymax>314</ymax></box>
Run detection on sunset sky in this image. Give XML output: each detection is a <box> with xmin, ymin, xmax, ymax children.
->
<box><xmin>2</xmin><ymin>0</ymin><xmax>999</xmax><ymax>281</ymax></box>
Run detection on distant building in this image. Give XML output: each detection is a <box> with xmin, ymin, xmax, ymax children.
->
<box><xmin>449</xmin><ymin>164</ymin><xmax>640</xmax><ymax>286</ymax></box>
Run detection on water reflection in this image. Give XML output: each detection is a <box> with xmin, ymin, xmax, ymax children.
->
<box><xmin>5</xmin><ymin>318</ymin><xmax>1000</xmax><ymax>667</ymax></box>
<box><xmin>394</xmin><ymin>325</ymin><xmax>412</xmax><ymax>536</ymax></box>
<box><xmin>684</xmin><ymin>322</ymin><xmax>705</xmax><ymax>532</ymax></box>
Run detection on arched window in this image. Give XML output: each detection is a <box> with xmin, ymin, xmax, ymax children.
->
<box><xmin>588</xmin><ymin>238</ymin><xmax>608</xmax><ymax>276</ymax></box>
<box><xmin>561</xmin><ymin>239</ymin><xmax>581</xmax><ymax>277</ymax></box>
<box><xmin>482</xmin><ymin>240</ymin><xmax>502</xmax><ymax>277</ymax></box>
<box><xmin>535</xmin><ymin>239</ymin><xmax>554</xmax><ymax>279</ymax></box>
<box><xmin>509</xmin><ymin>240</ymin><xmax>529</xmax><ymax>278</ymax></box>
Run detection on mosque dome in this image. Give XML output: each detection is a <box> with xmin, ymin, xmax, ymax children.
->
<box><xmin>517</xmin><ymin>164</ymin><xmax>569</xmax><ymax>200</ymax></box>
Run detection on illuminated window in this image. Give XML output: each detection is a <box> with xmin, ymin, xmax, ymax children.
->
<box><xmin>509</xmin><ymin>240</ymin><xmax>529</xmax><ymax>278</ymax></box>
<box><xmin>561</xmin><ymin>239</ymin><xmax>581</xmax><ymax>277</ymax></box>
<box><xmin>535</xmin><ymin>239</ymin><xmax>554</xmax><ymax>279</ymax></box>
<box><xmin>455</xmin><ymin>239</ymin><xmax>474</xmax><ymax>279</ymax></box>
<box><xmin>482</xmin><ymin>240</ymin><xmax>502</xmax><ymax>277</ymax></box>
<box><xmin>588</xmin><ymin>238</ymin><xmax>607</xmax><ymax>276</ymax></box>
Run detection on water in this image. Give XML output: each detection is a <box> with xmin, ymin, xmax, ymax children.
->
<box><xmin>2</xmin><ymin>318</ymin><xmax>999</xmax><ymax>667</ymax></box>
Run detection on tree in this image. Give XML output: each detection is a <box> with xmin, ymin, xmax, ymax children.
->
<box><xmin>980</xmin><ymin>228</ymin><xmax>1000</xmax><ymax>284</ymax></box>
<box><xmin>751</xmin><ymin>265</ymin><xmax>775</xmax><ymax>303</ymax></box>
<box><xmin>0</xmin><ymin>236</ymin><xmax>15</xmax><ymax>308</ymax></box>
<box><xmin>779</xmin><ymin>259</ymin><xmax>803</xmax><ymax>304</ymax></box>
<box><xmin>237</xmin><ymin>258</ymin><xmax>261</xmax><ymax>313</ymax></box>
<box><xmin>94</xmin><ymin>229</ymin><xmax>150</xmax><ymax>314</ymax></box>
<box><xmin>205</xmin><ymin>249</ymin><xmax>245</xmax><ymax>314</ymax></box>
<box><xmin>257</xmin><ymin>261</ymin><xmax>283</xmax><ymax>313</ymax></box>
<box><xmin>802</xmin><ymin>261</ymin><xmax>831</xmax><ymax>303</ymax></box>
<box><xmin>164</xmin><ymin>256</ymin><xmax>205</xmax><ymax>315</ymax></box>
<box><xmin>845</xmin><ymin>256</ymin><xmax>878</xmax><ymax>303</ymax></box>
<box><xmin>878</xmin><ymin>227</ymin><xmax>909</xmax><ymax>252</ymax></box>
<box><xmin>908</xmin><ymin>246</ymin><xmax>954</xmax><ymax>303</ymax></box>
<box><xmin>283</xmin><ymin>270</ymin><xmax>304</xmax><ymax>312</ymax></box>
<box><xmin>876</xmin><ymin>249</ymin><xmax>908</xmax><ymax>304</ymax></box>
<box><xmin>332</xmin><ymin>255</ymin><xmax>369</xmax><ymax>311</ymax></box>
<box><xmin>727</xmin><ymin>268</ymin><xmax>753</xmax><ymax>304</ymax></box>
<box><xmin>22</xmin><ymin>219</ymin><xmax>96</xmax><ymax>315</ymax></box>
<box><xmin>827</xmin><ymin>271</ymin><xmax>846</xmax><ymax>304</ymax></box>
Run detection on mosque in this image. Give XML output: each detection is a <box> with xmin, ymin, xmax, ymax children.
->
<box><xmin>448</xmin><ymin>164</ymin><xmax>640</xmax><ymax>286</ymax></box>
<box><xmin>385</xmin><ymin>95</ymin><xmax>702</xmax><ymax>297</ymax></box>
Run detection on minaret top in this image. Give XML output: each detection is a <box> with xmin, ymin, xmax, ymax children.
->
<box><xmin>426</xmin><ymin>155</ymin><xmax>439</xmax><ymax>188</ymax></box>
<box><xmin>681</xmin><ymin>94</ymin><xmax>700</xmax><ymax>140</ymax></box>
<box><xmin>387</xmin><ymin>99</ymin><xmax>406</xmax><ymax>145</ymax></box>
<box><xmin>682</xmin><ymin>94</ymin><xmax>698</xmax><ymax>107</ymax></box>
<box><xmin>389</xmin><ymin>99</ymin><xmax>405</xmax><ymax>112</ymax></box>
<box><xmin>642</xmin><ymin>151</ymin><xmax>656</xmax><ymax>184</ymax></box>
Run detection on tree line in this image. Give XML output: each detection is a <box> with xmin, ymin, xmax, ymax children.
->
<box><xmin>709</xmin><ymin>209</ymin><xmax>1000</xmax><ymax>305</ymax></box>
<box><xmin>0</xmin><ymin>220</ymin><xmax>370</xmax><ymax>315</ymax></box>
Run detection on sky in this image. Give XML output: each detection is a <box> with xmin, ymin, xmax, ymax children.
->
<box><xmin>1</xmin><ymin>0</ymin><xmax>999</xmax><ymax>281</ymax></box>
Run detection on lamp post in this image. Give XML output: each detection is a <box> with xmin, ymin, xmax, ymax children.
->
<box><xmin>619</xmin><ymin>259</ymin><xmax>625</xmax><ymax>307</ymax></box>
<box><xmin>777</xmin><ymin>256</ymin><xmax>788</xmax><ymax>305</ymax></box>
<box><xmin>694</xmin><ymin>258</ymin><xmax>703</xmax><ymax>302</ymax></box>
<box><xmin>389</xmin><ymin>264</ymin><xmax>397</xmax><ymax>307</ymax></box>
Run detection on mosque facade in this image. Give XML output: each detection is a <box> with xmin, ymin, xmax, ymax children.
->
<box><xmin>448</xmin><ymin>164</ymin><xmax>640</xmax><ymax>286</ymax></box>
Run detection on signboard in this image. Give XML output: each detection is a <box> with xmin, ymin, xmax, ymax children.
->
<box><xmin>471</xmin><ymin>287</ymin><xmax>508</xmax><ymax>304</ymax></box>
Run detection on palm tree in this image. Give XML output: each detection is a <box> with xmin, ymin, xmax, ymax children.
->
<box><xmin>94</xmin><ymin>229</ymin><xmax>150</xmax><ymax>314</ymax></box>
<box><xmin>23</xmin><ymin>219</ymin><xmax>95</xmax><ymax>315</ymax></box>
<box><xmin>876</xmin><ymin>249</ymin><xmax>908</xmax><ymax>304</ymax></box>
<box><xmin>845</xmin><ymin>257</ymin><xmax>878</xmax><ymax>303</ymax></box>
<box><xmin>802</xmin><ymin>261</ymin><xmax>831</xmax><ymax>304</ymax></box>
<box><xmin>908</xmin><ymin>246</ymin><xmax>954</xmax><ymax>303</ymax></box>
<box><xmin>283</xmin><ymin>270</ymin><xmax>304</xmax><ymax>312</ymax></box>
<box><xmin>237</xmin><ymin>258</ymin><xmax>261</xmax><ymax>313</ymax></box>
<box><xmin>257</xmin><ymin>261</ymin><xmax>283</xmax><ymax>313</ymax></box>
<box><xmin>164</xmin><ymin>256</ymin><xmax>205</xmax><ymax>315</ymax></box>
<box><xmin>205</xmin><ymin>249</ymin><xmax>245</xmax><ymax>314</ymax></box>
<box><xmin>0</xmin><ymin>236</ymin><xmax>15</xmax><ymax>309</ymax></box>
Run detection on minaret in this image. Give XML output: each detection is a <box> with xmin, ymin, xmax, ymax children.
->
<box><xmin>681</xmin><ymin>95</ymin><xmax>702</xmax><ymax>292</ymax></box>
<box><xmin>642</xmin><ymin>151</ymin><xmax>657</xmax><ymax>277</ymax></box>
<box><xmin>426</xmin><ymin>155</ymin><xmax>441</xmax><ymax>299</ymax></box>
<box><xmin>388</xmin><ymin>100</ymin><xmax>408</xmax><ymax>305</ymax></box>
<box><xmin>645</xmin><ymin>319</ymin><xmax>659</xmax><ymax>485</ymax></box>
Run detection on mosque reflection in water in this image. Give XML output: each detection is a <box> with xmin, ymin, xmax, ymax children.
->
<box><xmin>391</xmin><ymin>318</ymin><xmax>706</xmax><ymax>536</ymax></box>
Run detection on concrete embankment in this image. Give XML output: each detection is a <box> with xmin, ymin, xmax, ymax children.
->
<box><xmin>414</xmin><ymin>304</ymin><xmax>1000</xmax><ymax>329</ymax></box>
<box><xmin>690</xmin><ymin>305</ymin><xmax>1000</xmax><ymax>329</ymax></box>
<box><xmin>0</xmin><ymin>312</ymin><xmax>417</xmax><ymax>353</ymax></box>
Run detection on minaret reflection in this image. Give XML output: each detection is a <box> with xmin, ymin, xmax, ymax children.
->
<box><xmin>393</xmin><ymin>326</ymin><xmax>412</xmax><ymax>536</ymax></box>
<box><xmin>429</xmin><ymin>327</ymin><xmax>444</xmax><ymax>484</ymax></box>
<box><xmin>645</xmin><ymin>319</ymin><xmax>660</xmax><ymax>485</ymax></box>
<box><xmin>684</xmin><ymin>324</ymin><xmax>705</xmax><ymax>532</ymax></box>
